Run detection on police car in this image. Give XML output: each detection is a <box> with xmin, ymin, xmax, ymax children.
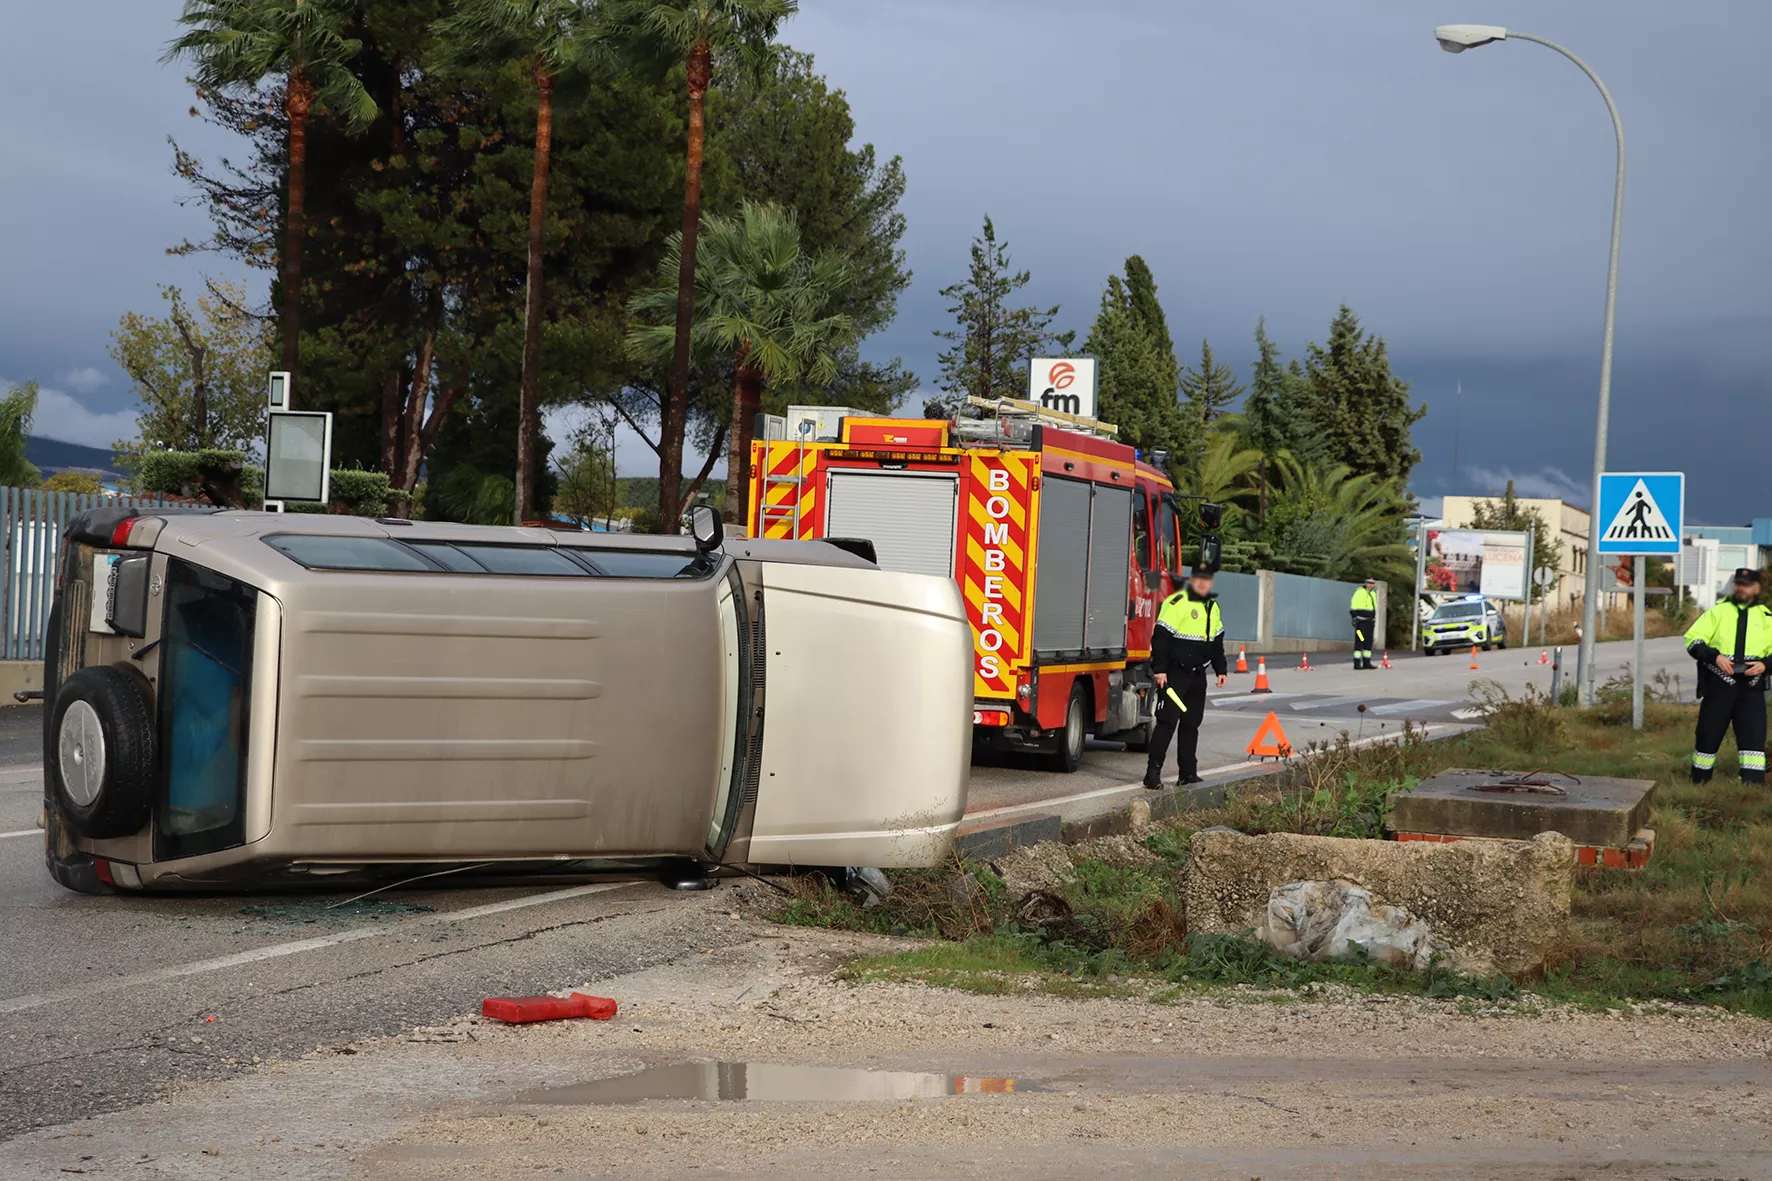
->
<box><xmin>1421</xmin><ymin>594</ymin><xmax>1508</xmax><ymax>655</ymax></box>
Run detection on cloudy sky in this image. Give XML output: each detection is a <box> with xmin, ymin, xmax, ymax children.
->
<box><xmin>2</xmin><ymin>0</ymin><xmax>1767</xmax><ymax>522</ymax></box>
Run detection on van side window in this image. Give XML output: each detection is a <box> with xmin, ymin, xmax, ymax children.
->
<box><xmin>447</xmin><ymin>545</ymin><xmax>589</xmax><ymax>576</ymax></box>
<box><xmin>157</xmin><ymin>559</ymin><xmax>255</xmax><ymax>860</ymax></box>
<box><xmin>575</xmin><ymin>550</ymin><xmax>717</xmax><ymax>579</ymax></box>
<box><xmin>266</xmin><ymin>535</ymin><xmax>431</xmax><ymax>572</ymax></box>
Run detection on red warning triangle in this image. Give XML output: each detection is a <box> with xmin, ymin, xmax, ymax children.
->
<box><xmin>1246</xmin><ymin>711</ymin><xmax>1293</xmax><ymax>760</ymax></box>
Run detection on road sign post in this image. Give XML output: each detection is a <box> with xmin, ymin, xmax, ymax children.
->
<box><xmin>1534</xmin><ymin>564</ymin><xmax>1555</xmax><ymax>647</ymax></box>
<box><xmin>1596</xmin><ymin>472</ymin><xmax>1684</xmax><ymax>730</ymax></box>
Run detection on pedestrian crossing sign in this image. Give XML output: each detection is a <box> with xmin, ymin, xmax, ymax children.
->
<box><xmin>1596</xmin><ymin>472</ymin><xmax>1683</xmax><ymax>556</ymax></box>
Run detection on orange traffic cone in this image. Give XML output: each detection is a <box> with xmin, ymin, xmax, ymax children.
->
<box><xmin>1469</xmin><ymin>646</ymin><xmax>1480</xmax><ymax>670</ymax></box>
<box><xmin>1380</xmin><ymin>650</ymin><xmax>1392</xmax><ymax>669</ymax></box>
<box><xmin>1251</xmin><ymin>657</ymin><xmax>1272</xmax><ymax>694</ymax></box>
<box><xmin>1538</xmin><ymin>649</ymin><xmax>1550</xmax><ymax>665</ymax></box>
<box><xmin>1298</xmin><ymin>652</ymin><xmax>1313</xmax><ymax>672</ymax></box>
<box><xmin>1235</xmin><ymin>646</ymin><xmax>1249</xmax><ymax>674</ymax></box>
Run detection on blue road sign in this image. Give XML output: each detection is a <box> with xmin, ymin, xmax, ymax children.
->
<box><xmin>1596</xmin><ymin>472</ymin><xmax>1684</xmax><ymax>556</ymax></box>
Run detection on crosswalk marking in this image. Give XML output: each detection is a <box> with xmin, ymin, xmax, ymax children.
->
<box><xmin>1366</xmin><ymin>698</ymin><xmax>1453</xmax><ymax>716</ymax></box>
<box><xmin>1288</xmin><ymin>695</ymin><xmax>1370</xmax><ymax>712</ymax></box>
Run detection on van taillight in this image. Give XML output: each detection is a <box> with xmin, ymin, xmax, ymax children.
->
<box><xmin>110</xmin><ymin>518</ymin><xmax>137</xmax><ymax>547</ymax></box>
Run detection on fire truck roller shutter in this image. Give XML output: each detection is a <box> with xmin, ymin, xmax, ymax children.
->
<box><xmin>1033</xmin><ymin>476</ymin><xmax>1092</xmax><ymax>654</ymax></box>
<box><xmin>1086</xmin><ymin>485</ymin><xmax>1133</xmax><ymax>651</ymax></box>
<box><xmin>823</xmin><ymin>471</ymin><xmax>959</xmax><ymax>579</ymax></box>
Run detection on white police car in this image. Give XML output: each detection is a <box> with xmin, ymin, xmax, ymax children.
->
<box><xmin>1421</xmin><ymin>595</ymin><xmax>1508</xmax><ymax>654</ymax></box>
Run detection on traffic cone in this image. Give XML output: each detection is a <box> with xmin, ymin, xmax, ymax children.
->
<box><xmin>1298</xmin><ymin>652</ymin><xmax>1313</xmax><ymax>672</ymax></box>
<box><xmin>1234</xmin><ymin>646</ymin><xmax>1249</xmax><ymax>674</ymax></box>
<box><xmin>1538</xmin><ymin>649</ymin><xmax>1550</xmax><ymax>665</ymax></box>
<box><xmin>1469</xmin><ymin>646</ymin><xmax>1480</xmax><ymax>670</ymax></box>
<box><xmin>1380</xmin><ymin>650</ymin><xmax>1392</xmax><ymax>669</ymax></box>
<box><xmin>1251</xmin><ymin>657</ymin><xmax>1272</xmax><ymax>694</ymax></box>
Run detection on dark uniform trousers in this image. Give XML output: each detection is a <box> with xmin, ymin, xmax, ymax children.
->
<box><xmin>1694</xmin><ymin>675</ymin><xmax>1767</xmax><ymax>785</ymax></box>
<box><xmin>1147</xmin><ymin>667</ymin><xmax>1209</xmax><ymax>781</ymax></box>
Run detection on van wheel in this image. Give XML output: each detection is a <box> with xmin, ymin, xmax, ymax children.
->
<box><xmin>1045</xmin><ymin>683</ymin><xmax>1087</xmax><ymax>774</ymax></box>
<box><xmin>49</xmin><ymin>666</ymin><xmax>156</xmax><ymax>840</ymax></box>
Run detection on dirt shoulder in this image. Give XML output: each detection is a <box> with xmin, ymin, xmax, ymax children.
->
<box><xmin>3</xmin><ymin>898</ymin><xmax>1768</xmax><ymax>1181</ymax></box>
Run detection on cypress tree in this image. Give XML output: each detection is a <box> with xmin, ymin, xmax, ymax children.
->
<box><xmin>929</xmin><ymin>216</ymin><xmax>1067</xmax><ymax>418</ymax></box>
<box><xmin>1301</xmin><ymin>304</ymin><xmax>1426</xmax><ymax>483</ymax></box>
<box><xmin>1083</xmin><ymin>255</ymin><xmax>1185</xmax><ymax>457</ymax></box>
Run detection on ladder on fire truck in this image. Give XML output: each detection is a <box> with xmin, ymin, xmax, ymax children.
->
<box><xmin>757</xmin><ymin>420</ymin><xmax>813</xmax><ymax>538</ymax></box>
<box><xmin>962</xmin><ymin>395</ymin><xmax>1119</xmax><ymax>440</ymax></box>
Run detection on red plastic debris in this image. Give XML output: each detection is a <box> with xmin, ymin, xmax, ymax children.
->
<box><xmin>481</xmin><ymin>993</ymin><xmax>618</xmax><ymax>1024</ymax></box>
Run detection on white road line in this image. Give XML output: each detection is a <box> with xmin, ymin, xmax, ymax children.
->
<box><xmin>1367</xmin><ymin>698</ymin><xmax>1452</xmax><ymax>716</ymax></box>
<box><xmin>1287</xmin><ymin>695</ymin><xmax>1370</xmax><ymax>712</ymax></box>
<box><xmin>0</xmin><ymin>881</ymin><xmax>629</xmax><ymax>1016</ymax></box>
<box><xmin>0</xmin><ymin>829</ymin><xmax>40</xmax><ymax>840</ymax></box>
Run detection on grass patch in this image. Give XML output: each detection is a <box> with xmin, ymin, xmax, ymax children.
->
<box><xmin>780</xmin><ymin>691</ymin><xmax>1772</xmax><ymax>1017</ymax></box>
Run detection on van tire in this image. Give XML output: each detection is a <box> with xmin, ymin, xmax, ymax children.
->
<box><xmin>49</xmin><ymin>666</ymin><xmax>156</xmax><ymax>841</ymax></box>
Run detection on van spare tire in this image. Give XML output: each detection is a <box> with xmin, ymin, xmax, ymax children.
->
<box><xmin>49</xmin><ymin>666</ymin><xmax>156</xmax><ymax>840</ymax></box>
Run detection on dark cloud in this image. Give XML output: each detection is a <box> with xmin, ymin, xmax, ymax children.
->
<box><xmin>2</xmin><ymin>1</ymin><xmax>1767</xmax><ymax>522</ymax></box>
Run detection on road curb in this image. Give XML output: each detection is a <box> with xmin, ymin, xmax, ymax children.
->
<box><xmin>955</xmin><ymin>725</ymin><xmax>1478</xmax><ymax>858</ymax></box>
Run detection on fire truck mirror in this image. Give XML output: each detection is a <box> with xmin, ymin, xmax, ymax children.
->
<box><xmin>1197</xmin><ymin>535</ymin><xmax>1223</xmax><ymax>575</ymax></box>
<box><xmin>1199</xmin><ymin>502</ymin><xmax>1224</xmax><ymax>530</ymax></box>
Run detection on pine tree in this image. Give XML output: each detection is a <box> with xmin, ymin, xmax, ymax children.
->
<box><xmin>929</xmin><ymin>216</ymin><xmax>1067</xmax><ymax>418</ymax></box>
<box><xmin>1239</xmin><ymin>318</ymin><xmax>1322</xmax><ymax>521</ymax></box>
<box><xmin>1082</xmin><ymin>255</ymin><xmax>1185</xmax><ymax>458</ymax></box>
<box><xmin>1301</xmin><ymin>304</ymin><xmax>1426</xmax><ymax>483</ymax></box>
<box><xmin>1176</xmin><ymin>337</ymin><xmax>1243</xmax><ymax>491</ymax></box>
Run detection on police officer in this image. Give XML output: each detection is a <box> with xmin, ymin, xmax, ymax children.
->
<box><xmin>1144</xmin><ymin>563</ymin><xmax>1228</xmax><ymax>789</ymax></box>
<box><xmin>1349</xmin><ymin>577</ymin><xmax>1379</xmax><ymax>670</ymax></box>
<box><xmin>1684</xmin><ymin>567</ymin><xmax>1770</xmax><ymax>785</ymax></box>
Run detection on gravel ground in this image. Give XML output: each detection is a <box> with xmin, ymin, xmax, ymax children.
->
<box><xmin>3</xmin><ymin>899</ymin><xmax>1769</xmax><ymax>1181</ymax></box>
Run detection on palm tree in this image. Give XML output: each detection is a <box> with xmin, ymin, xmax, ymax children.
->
<box><xmin>434</xmin><ymin>0</ymin><xmax>603</xmax><ymax>525</ymax></box>
<box><xmin>167</xmin><ymin>0</ymin><xmax>377</xmax><ymax>392</ymax></box>
<box><xmin>1263</xmin><ymin>455</ymin><xmax>1412</xmax><ymax>582</ymax></box>
<box><xmin>613</xmin><ymin>0</ymin><xmax>794</xmax><ymax>530</ymax></box>
<box><xmin>628</xmin><ymin>202</ymin><xmax>855</xmax><ymax>525</ymax></box>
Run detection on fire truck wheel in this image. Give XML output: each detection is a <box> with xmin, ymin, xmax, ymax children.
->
<box><xmin>1045</xmin><ymin>682</ymin><xmax>1087</xmax><ymax>774</ymax></box>
<box><xmin>48</xmin><ymin>666</ymin><xmax>157</xmax><ymax>841</ymax></box>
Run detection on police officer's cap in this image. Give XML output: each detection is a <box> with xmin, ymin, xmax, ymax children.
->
<box><xmin>1734</xmin><ymin>567</ymin><xmax>1763</xmax><ymax>585</ymax></box>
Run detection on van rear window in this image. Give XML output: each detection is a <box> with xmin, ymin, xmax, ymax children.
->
<box><xmin>267</xmin><ymin>535</ymin><xmax>432</xmax><ymax>572</ymax></box>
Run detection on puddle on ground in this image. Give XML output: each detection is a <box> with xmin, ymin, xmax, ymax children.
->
<box><xmin>520</xmin><ymin>1062</ymin><xmax>1030</xmax><ymax>1105</ymax></box>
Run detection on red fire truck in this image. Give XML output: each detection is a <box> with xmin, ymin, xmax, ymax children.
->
<box><xmin>747</xmin><ymin>408</ymin><xmax>1193</xmax><ymax>771</ymax></box>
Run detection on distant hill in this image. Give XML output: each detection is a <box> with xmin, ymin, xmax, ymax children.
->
<box><xmin>26</xmin><ymin>437</ymin><xmax>127</xmax><ymax>484</ymax></box>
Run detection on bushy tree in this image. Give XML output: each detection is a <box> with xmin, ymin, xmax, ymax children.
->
<box><xmin>551</xmin><ymin>429</ymin><xmax>617</xmax><ymax>526</ymax></box>
<box><xmin>929</xmin><ymin>216</ymin><xmax>1070</xmax><ymax>418</ymax></box>
<box><xmin>1083</xmin><ymin>255</ymin><xmax>1186</xmax><ymax>459</ymax></box>
<box><xmin>42</xmin><ymin>471</ymin><xmax>104</xmax><ymax>495</ymax></box>
<box><xmin>1237</xmin><ymin>318</ymin><xmax>1322</xmax><ymax>522</ymax></box>
<box><xmin>1300</xmin><ymin>304</ymin><xmax>1425</xmax><ymax>483</ymax></box>
<box><xmin>0</xmin><ymin>383</ymin><xmax>42</xmax><ymax>488</ymax></box>
<box><xmin>110</xmin><ymin>281</ymin><xmax>270</xmax><ymax>460</ymax></box>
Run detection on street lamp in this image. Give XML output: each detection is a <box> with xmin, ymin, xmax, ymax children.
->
<box><xmin>1434</xmin><ymin>24</ymin><xmax>1625</xmax><ymax>707</ymax></box>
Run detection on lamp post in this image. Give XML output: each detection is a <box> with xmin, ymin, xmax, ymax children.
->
<box><xmin>1435</xmin><ymin>24</ymin><xmax>1625</xmax><ymax>707</ymax></box>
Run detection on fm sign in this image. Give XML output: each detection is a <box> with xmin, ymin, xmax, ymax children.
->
<box><xmin>1029</xmin><ymin>357</ymin><xmax>1096</xmax><ymax>420</ymax></box>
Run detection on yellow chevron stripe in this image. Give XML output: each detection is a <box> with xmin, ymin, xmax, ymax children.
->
<box><xmin>968</xmin><ymin>491</ymin><xmax>1027</xmax><ymax>534</ymax></box>
<box><xmin>963</xmin><ymin>563</ymin><xmax>1024</xmax><ymax>617</ymax></box>
<box><xmin>965</xmin><ymin>529</ymin><xmax>1025</xmax><ymax>577</ymax></box>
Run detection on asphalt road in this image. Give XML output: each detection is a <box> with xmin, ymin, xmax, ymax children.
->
<box><xmin>0</xmin><ymin>635</ymin><xmax>1699</xmax><ymax>1144</ymax></box>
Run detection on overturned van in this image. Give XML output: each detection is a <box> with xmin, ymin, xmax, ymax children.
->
<box><xmin>41</xmin><ymin>506</ymin><xmax>971</xmax><ymax>893</ymax></box>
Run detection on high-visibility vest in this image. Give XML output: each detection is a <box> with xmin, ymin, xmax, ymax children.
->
<box><xmin>1157</xmin><ymin>591</ymin><xmax>1222</xmax><ymax>642</ymax></box>
<box><xmin>1685</xmin><ymin>599</ymin><xmax>1772</xmax><ymax>663</ymax></box>
<box><xmin>1350</xmin><ymin>586</ymin><xmax>1377</xmax><ymax>613</ymax></box>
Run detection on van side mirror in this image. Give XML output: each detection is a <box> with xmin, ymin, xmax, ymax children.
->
<box><xmin>690</xmin><ymin>505</ymin><xmax>724</xmax><ymax>553</ymax></box>
<box><xmin>106</xmin><ymin>555</ymin><xmax>151</xmax><ymax>638</ymax></box>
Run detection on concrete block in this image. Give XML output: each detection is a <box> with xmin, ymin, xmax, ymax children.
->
<box><xmin>1184</xmin><ymin>828</ymin><xmax>1574</xmax><ymax>976</ymax></box>
<box><xmin>0</xmin><ymin>661</ymin><xmax>42</xmax><ymax>704</ymax></box>
<box><xmin>1390</xmin><ymin>768</ymin><xmax>1655</xmax><ymax>849</ymax></box>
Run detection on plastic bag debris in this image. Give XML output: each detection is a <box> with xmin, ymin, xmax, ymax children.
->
<box><xmin>1259</xmin><ymin>879</ymin><xmax>1439</xmax><ymax>971</ymax></box>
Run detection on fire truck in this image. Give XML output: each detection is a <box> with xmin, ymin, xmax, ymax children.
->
<box><xmin>747</xmin><ymin>401</ymin><xmax>1195</xmax><ymax>771</ymax></box>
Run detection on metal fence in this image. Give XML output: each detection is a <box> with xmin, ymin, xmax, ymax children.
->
<box><xmin>1</xmin><ymin>488</ymin><xmax>174</xmax><ymax>660</ymax></box>
<box><xmin>1271</xmin><ymin>571</ymin><xmax>1362</xmax><ymax>642</ymax></box>
<box><xmin>1212</xmin><ymin>570</ymin><xmax>1261</xmax><ymax>643</ymax></box>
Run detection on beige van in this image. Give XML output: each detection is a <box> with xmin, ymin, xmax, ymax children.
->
<box><xmin>41</xmin><ymin>506</ymin><xmax>971</xmax><ymax>893</ymax></box>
